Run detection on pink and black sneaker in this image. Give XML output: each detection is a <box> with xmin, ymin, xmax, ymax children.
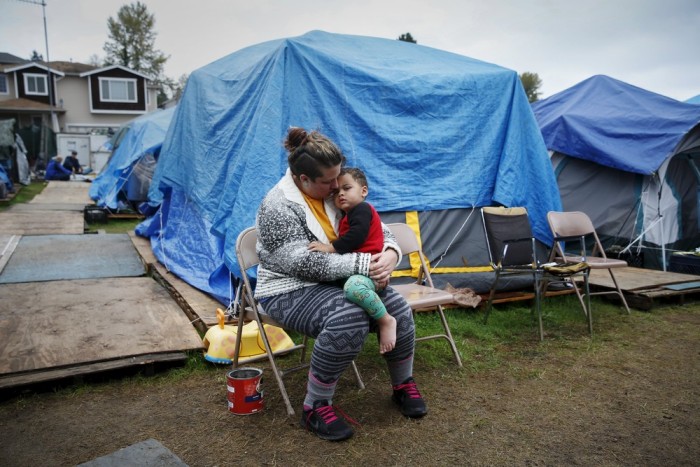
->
<box><xmin>300</xmin><ymin>400</ymin><xmax>355</xmax><ymax>441</ymax></box>
<box><xmin>392</xmin><ymin>377</ymin><xmax>428</xmax><ymax>418</ymax></box>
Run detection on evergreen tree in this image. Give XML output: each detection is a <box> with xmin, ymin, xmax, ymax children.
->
<box><xmin>103</xmin><ymin>2</ymin><xmax>168</xmax><ymax>87</ymax></box>
<box><xmin>519</xmin><ymin>72</ymin><xmax>542</xmax><ymax>103</ymax></box>
<box><xmin>398</xmin><ymin>32</ymin><xmax>417</xmax><ymax>44</ymax></box>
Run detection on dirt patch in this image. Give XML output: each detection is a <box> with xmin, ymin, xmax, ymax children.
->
<box><xmin>1</xmin><ymin>306</ymin><xmax>698</xmax><ymax>466</ymax></box>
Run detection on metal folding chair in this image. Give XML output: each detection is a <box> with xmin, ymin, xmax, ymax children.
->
<box><xmin>233</xmin><ymin>227</ymin><xmax>364</xmax><ymax>417</ymax></box>
<box><xmin>547</xmin><ymin>211</ymin><xmax>631</xmax><ymax>314</ymax></box>
<box><xmin>386</xmin><ymin>223</ymin><xmax>463</xmax><ymax>366</ymax></box>
<box><xmin>481</xmin><ymin>207</ymin><xmax>592</xmax><ymax>340</ymax></box>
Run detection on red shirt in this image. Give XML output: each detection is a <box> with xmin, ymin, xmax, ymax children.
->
<box><xmin>333</xmin><ymin>202</ymin><xmax>384</xmax><ymax>254</ymax></box>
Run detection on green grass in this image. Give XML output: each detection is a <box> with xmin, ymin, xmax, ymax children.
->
<box><xmin>0</xmin><ymin>181</ymin><xmax>47</xmax><ymax>210</ymax></box>
<box><xmin>86</xmin><ymin>217</ymin><xmax>143</xmax><ymax>234</ymax></box>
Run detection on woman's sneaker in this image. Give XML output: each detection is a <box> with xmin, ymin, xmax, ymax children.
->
<box><xmin>300</xmin><ymin>400</ymin><xmax>355</xmax><ymax>441</ymax></box>
<box><xmin>392</xmin><ymin>377</ymin><xmax>428</xmax><ymax>418</ymax></box>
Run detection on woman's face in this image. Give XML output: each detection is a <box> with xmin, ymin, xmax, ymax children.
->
<box><xmin>300</xmin><ymin>165</ymin><xmax>341</xmax><ymax>200</ymax></box>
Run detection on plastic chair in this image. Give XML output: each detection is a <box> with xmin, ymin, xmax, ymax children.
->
<box><xmin>233</xmin><ymin>227</ymin><xmax>365</xmax><ymax>417</ymax></box>
<box><xmin>386</xmin><ymin>223</ymin><xmax>463</xmax><ymax>366</ymax></box>
<box><xmin>481</xmin><ymin>207</ymin><xmax>592</xmax><ymax>340</ymax></box>
<box><xmin>547</xmin><ymin>211</ymin><xmax>631</xmax><ymax>314</ymax></box>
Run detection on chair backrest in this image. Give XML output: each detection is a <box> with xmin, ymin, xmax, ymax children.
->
<box><xmin>386</xmin><ymin>223</ymin><xmax>435</xmax><ymax>287</ymax></box>
<box><xmin>481</xmin><ymin>206</ymin><xmax>536</xmax><ymax>267</ymax></box>
<box><xmin>236</xmin><ymin>227</ymin><xmax>260</xmax><ymax>270</ymax></box>
<box><xmin>235</xmin><ymin>227</ymin><xmax>260</xmax><ymax>312</ymax></box>
<box><xmin>547</xmin><ymin>211</ymin><xmax>604</xmax><ymax>257</ymax></box>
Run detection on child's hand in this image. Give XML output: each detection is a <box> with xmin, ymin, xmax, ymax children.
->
<box><xmin>308</xmin><ymin>241</ymin><xmax>335</xmax><ymax>253</ymax></box>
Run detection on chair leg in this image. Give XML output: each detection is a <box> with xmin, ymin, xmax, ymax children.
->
<box><xmin>534</xmin><ymin>273</ymin><xmax>544</xmax><ymax>341</ymax></box>
<box><xmin>583</xmin><ymin>270</ymin><xmax>593</xmax><ymax>335</ymax></box>
<box><xmin>483</xmin><ymin>272</ymin><xmax>500</xmax><ymax>324</ymax></box>
<box><xmin>434</xmin><ymin>305</ymin><xmax>463</xmax><ymax>367</ymax></box>
<box><xmin>608</xmin><ymin>269</ymin><xmax>631</xmax><ymax>314</ymax></box>
<box><xmin>252</xmin><ymin>314</ymin><xmax>297</xmax><ymax>417</ymax></box>
<box><xmin>350</xmin><ymin>361</ymin><xmax>365</xmax><ymax>389</ymax></box>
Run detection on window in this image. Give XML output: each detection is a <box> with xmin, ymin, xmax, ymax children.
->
<box><xmin>99</xmin><ymin>77</ymin><xmax>137</xmax><ymax>103</ymax></box>
<box><xmin>24</xmin><ymin>73</ymin><xmax>48</xmax><ymax>95</ymax></box>
<box><xmin>0</xmin><ymin>74</ymin><xmax>8</xmax><ymax>94</ymax></box>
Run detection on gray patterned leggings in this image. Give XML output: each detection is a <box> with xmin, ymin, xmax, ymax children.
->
<box><xmin>260</xmin><ymin>283</ymin><xmax>415</xmax><ymax>383</ymax></box>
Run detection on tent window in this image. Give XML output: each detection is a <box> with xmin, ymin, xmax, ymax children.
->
<box><xmin>24</xmin><ymin>73</ymin><xmax>48</xmax><ymax>95</ymax></box>
<box><xmin>99</xmin><ymin>77</ymin><xmax>137</xmax><ymax>103</ymax></box>
<box><xmin>0</xmin><ymin>74</ymin><xmax>8</xmax><ymax>94</ymax></box>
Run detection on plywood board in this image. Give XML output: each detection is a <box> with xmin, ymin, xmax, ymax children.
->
<box><xmin>0</xmin><ymin>234</ymin><xmax>145</xmax><ymax>284</ymax></box>
<box><xmin>0</xmin><ymin>210</ymin><xmax>85</xmax><ymax>235</ymax></box>
<box><xmin>9</xmin><ymin>203</ymin><xmax>87</xmax><ymax>212</ymax></box>
<box><xmin>589</xmin><ymin>266</ymin><xmax>700</xmax><ymax>291</ymax></box>
<box><xmin>30</xmin><ymin>181</ymin><xmax>92</xmax><ymax>206</ymax></box>
<box><xmin>128</xmin><ymin>231</ymin><xmax>224</xmax><ymax>332</ymax></box>
<box><xmin>0</xmin><ymin>277</ymin><xmax>204</xmax><ymax>378</ymax></box>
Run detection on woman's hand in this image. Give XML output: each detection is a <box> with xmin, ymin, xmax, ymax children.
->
<box><xmin>370</xmin><ymin>248</ymin><xmax>398</xmax><ymax>284</ymax></box>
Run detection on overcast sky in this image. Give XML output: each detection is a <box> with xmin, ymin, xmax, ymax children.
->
<box><xmin>1</xmin><ymin>0</ymin><xmax>698</xmax><ymax>101</ymax></box>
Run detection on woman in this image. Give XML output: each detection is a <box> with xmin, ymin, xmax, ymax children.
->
<box><xmin>255</xmin><ymin>127</ymin><xmax>427</xmax><ymax>441</ymax></box>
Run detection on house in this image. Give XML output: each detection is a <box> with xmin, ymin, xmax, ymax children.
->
<box><xmin>0</xmin><ymin>52</ymin><xmax>159</xmax><ymax>169</ymax></box>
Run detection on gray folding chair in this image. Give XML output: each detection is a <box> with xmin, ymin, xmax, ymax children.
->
<box><xmin>547</xmin><ymin>211</ymin><xmax>631</xmax><ymax>314</ymax></box>
<box><xmin>233</xmin><ymin>227</ymin><xmax>364</xmax><ymax>417</ymax></box>
<box><xmin>386</xmin><ymin>223</ymin><xmax>463</xmax><ymax>367</ymax></box>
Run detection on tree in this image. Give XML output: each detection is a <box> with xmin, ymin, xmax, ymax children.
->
<box><xmin>398</xmin><ymin>32</ymin><xmax>417</xmax><ymax>44</ymax></box>
<box><xmin>519</xmin><ymin>71</ymin><xmax>542</xmax><ymax>103</ymax></box>
<box><xmin>30</xmin><ymin>50</ymin><xmax>43</xmax><ymax>61</ymax></box>
<box><xmin>103</xmin><ymin>2</ymin><xmax>168</xmax><ymax>86</ymax></box>
<box><xmin>87</xmin><ymin>54</ymin><xmax>103</xmax><ymax>67</ymax></box>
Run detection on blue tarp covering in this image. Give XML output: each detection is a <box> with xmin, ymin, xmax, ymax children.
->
<box><xmin>532</xmin><ymin>75</ymin><xmax>700</xmax><ymax>175</ymax></box>
<box><xmin>686</xmin><ymin>94</ymin><xmax>700</xmax><ymax>105</ymax></box>
<box><xmin>143</xmin><ymin>30</ymin><xmax>559</xmax><ymax>300</ymax></box>
<box><xmin>90</xmin><ymin>107</ymin><xmax>176</xmax><ymax>209</ymax></box>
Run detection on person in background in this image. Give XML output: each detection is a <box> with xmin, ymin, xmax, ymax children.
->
<box><xmin>44</xmin><ymin>156</ymin><xmax>72</xmax><ymax>181</ymax></box>
<box><xmin>62</xmin><ymin>150</ymin><xmax>83</xmax><ymax>174</ymax></box>
<box><xmin>255</xmin><ymin>127</ymin><xmax>427</xmax><ymax>442</ymax></box>
<box><xmin>309</xmin><ymin>167</ymin><xmax>397</xmax><ymax>355</ymax></box>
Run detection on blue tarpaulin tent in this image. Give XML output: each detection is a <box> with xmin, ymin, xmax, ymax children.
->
<box><xmin>140</xmin><ymin>31</ymin><xmax>559</xmax><ymax>301</ymax></box>
<box><xmin>532</xmin><ymin>75</ymin><xmax>700</xmax><ymax>270</ymax></box>
<box><xmin>90</xmin><ymin>107</ymin><xmax>176</xmax><ymax>209</ymax></box>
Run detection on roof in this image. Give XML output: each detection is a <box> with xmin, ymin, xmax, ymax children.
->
<box><xmin>0</xmin><ymin>52</ymin><xmax>26</xmax><ymax>65</ymax></box>
<box><xmin>0</xmin><ymin>98</ymin><xmax>66</xmax><ymax>113</ymax></box>
<box><xmin>532</xmin><ymin>75</ymin><xmax>700</xmax><ymax>174</ymax></box>
<box><xmin>4</xmin><ymin>62</ymin><xmax>65</xmax><ymax>77</ymax></box>
<box><xmin>79</xmin><ymin>65</ymin><xmax>152</xmax><ymax>80</ymax></box>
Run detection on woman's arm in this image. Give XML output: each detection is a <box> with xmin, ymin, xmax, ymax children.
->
<box><xmin>256</xmin><ymin>192</ymin><xmax>371</xmax><ymax>282</ymax></box>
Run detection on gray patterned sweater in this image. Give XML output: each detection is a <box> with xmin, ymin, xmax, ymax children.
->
<box><xmin>254</xmin><ymin>169</ymin><xmax>401</xmax><ymax>299</ymax></box>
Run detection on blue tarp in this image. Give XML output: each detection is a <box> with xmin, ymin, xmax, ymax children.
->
<box><xmin>90</xmin><ymin>107</ymin><xmax>176</xmax><ymax>209</ymax></box>
<box><xmin>686</xmin><ymin>94</ymin><xmax>700</xmax><ymax>105</ymax></box>
<box><xmin>143</xmin><ymin>30</ymin><xmax>559</xmax><ymax>300</ymax></box>
<box><xmin>532</xmin><ymin>75</ymin><xmax>700</xmax><ymax>175</ymax></box>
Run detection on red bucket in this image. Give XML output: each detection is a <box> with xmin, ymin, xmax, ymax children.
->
<box><xmin>226</xmin><ymin>368</ymin><xmax>264</xmax><ymax>415</ymax></box>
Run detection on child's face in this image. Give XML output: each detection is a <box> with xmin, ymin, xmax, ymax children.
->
<box><xmin>334</xmin><ymin>173</ymin><xmax>367</xmax><ymax>211</ymax></box>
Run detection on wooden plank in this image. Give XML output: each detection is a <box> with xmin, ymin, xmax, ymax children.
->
<box><xmin>589</xmin><ymin>266</ymin><xmax>700</xmax><ymax>291</ymax></box>
<box><xmin>0</xmin><ymin>210</ymin><xmax>85</xmax><ymax>235</ymax></box>
<box><xmin>128</xmin><ymin>231</ymin><xmax>223</xmax><ymax>332</ymax></box>
<box><xmin>30</xmin><ymin>182</ymin><xmax>92</xmax><ymax>205</ymax></box>
<box><xmin>0</xmin><ymin>352</ymin><xmax>187</xmax><ymax>389</ymax></box>
<box><xmin>0</xmin><ymin>277</ymin><xmax>203</xmax><ymax>377</ymax></box>
<box><xmin>150</xmin><ymin>265</ymin><xmax>221</xmax><ymax>334</ymax></box>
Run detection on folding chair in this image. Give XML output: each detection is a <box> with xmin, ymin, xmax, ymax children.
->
<box><xmin>547</xmin><ymin>211</ymin><xmax>631</xmax><ymax>314</ymax></box>
<box><xmin>386</xmin><ymin>223</ymin><xmax>463</xmax><ymax>367</ymax></box>
<box><xmin>233</xmin><ymin>227</ymin><xmax>364</xmax><ymax>417</ymax></box>
<box><xmin>481</xmin><ymin>207</ymin><xmax>591</xmax><ymax>340</ymax></box>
